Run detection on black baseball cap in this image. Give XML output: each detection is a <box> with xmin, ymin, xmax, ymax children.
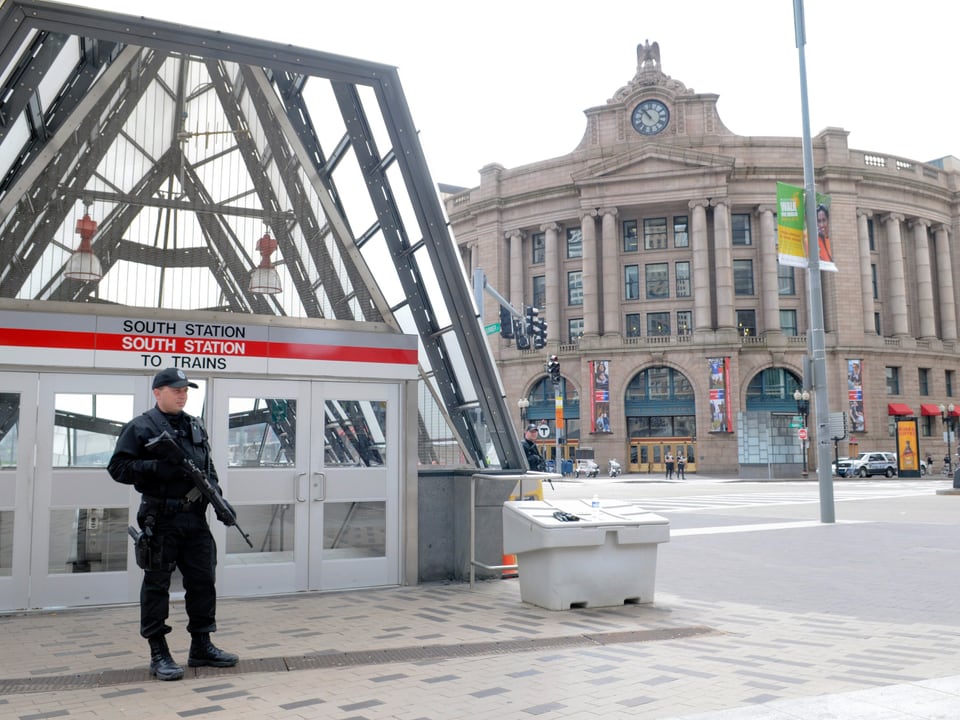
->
<box><xmin>525</xmin><ymin>424</ymin><xmax>538</xmax><ymax>433</ymax></box>
<box><xmin>152</xmin><ymin>368</ymin><xmax>199</xmax><ymax>389</ymax></box>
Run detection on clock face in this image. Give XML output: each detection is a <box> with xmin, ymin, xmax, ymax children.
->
<box><xmin>631</xmin><ymin>99</ymin><xmax>670</xmax><ymax>136</ymax></box>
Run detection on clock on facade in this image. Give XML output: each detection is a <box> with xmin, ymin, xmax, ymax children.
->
<box><xmin>631</xmin><ymin>99</ymin><xmax>670</xmax><ymax>136</ymax></box>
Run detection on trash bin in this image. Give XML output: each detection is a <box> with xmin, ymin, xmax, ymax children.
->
<box><xmin>561</xmin><ymin>459</ymin><xmax>573</xmax><ymax>476</ymax></box>
<box><xmin>502</xmin><ymin>498</ymin><xmax>669</xmax><ymax>610</ymax></box>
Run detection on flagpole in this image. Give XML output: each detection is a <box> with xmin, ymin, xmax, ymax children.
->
<box><xmin>793</xmin><ymin>0</ymin><xmax>835</xmax><ymax>523</ymax></box>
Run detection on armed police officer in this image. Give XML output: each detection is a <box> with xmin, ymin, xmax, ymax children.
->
<box><xmin>522</xmin><ymin>424</ymin><xmax>545</xmax><ymax>472</ymax></box>
<box><xmin>108</xmin><ymin>368</ymin><xmax>239</xmax><ymax>681</ymax></box>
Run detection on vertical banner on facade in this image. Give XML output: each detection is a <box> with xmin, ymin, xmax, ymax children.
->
<box><xmin>776</xmin><ymin>182</ymin><xmax>837</xmax><ymax>272</ymax></box>
<box><xmin>847</xmin><ymin>359</ymin><xmax>865</xmax><ymax>432</ymax></box>
<box><xmin>895</xmin><ymin>417</ymin><xmax>920</xmax><ymax>477</ymax></box>
<box><xmin>708</xmin><ymin>357</ymin><xmax>732</xmax><ymax>433</ymax></box>
<box><xmin>590</xmin><ymin>360</ymin><xmax>611</xmax><ymax>433</ymax></box>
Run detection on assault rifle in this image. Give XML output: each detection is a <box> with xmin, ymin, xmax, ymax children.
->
<box><xmin>145</xmin><ymin>431</ymin><xmax>254</xmax><ymax>548</ymax></box>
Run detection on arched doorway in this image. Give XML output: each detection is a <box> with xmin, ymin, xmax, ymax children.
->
<box><xmin>625</xmin><ymin>366</ymin><xmax>697</xmax><ymax>475</ymax></box>
<box><xmin>523</xmin><ymin>376</ymin><xmax>579</xmax><ymax>470</ymax></box>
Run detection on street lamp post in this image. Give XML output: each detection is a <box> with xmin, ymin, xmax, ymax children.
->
<box><xmin>518</xmin><ymin>397</ymin><xmax>530</xmax><ymax>426</ymax></box>
<box><xmin>794</xmin><ymin>388</ymin><xmax>811</xmax><ymax>477</ymax></box>
<box><xmin>940</xmin><ymin>403</ymin><xmax>955</xmax><ymax>485</ymax></box>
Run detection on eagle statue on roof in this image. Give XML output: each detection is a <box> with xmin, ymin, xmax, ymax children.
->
<box><xmin>637</xmin><ymin>40</ymin><xmax>660</xmax><ymax>71</ymax></box>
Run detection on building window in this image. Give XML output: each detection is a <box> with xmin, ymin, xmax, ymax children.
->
<box><xmin>626</xmin><ymin>313</ymin><xmax>641</xmax><ymax>338</ymax></box>
<box><xmin>647</xmin><ymin>312</ymin><xmax>670</xmax><ymax>336</ymax></box>
<box><xmin>645</xmin><ymin>263</ymin><xmax>669</xmax><ymax>299</ymax></box>
<box><xmin>922</xmin><ymin>415</ymin><xmax>933</xmax><ymax>438</ymax></box>
<box><xmin>532</xmin><ymin>275</ymin><xmax>545</xmax><ymax>309</ymax></box>
<box><xmin>872</xmin><ymin>264</ymin><xmax>878</xmax><ymax>299</ymax></box>
<box><xmin>624</xmin><ymin>265</ymin><xmax>640</xmax><ymax>300</ymax></box>
<box><xmin>874</xmin><ymin>312</ymin><xmax>881</xmax><ymax>335</ymax></box>
<box><xmin>733</xmin><ymin>259</ymin><xmax>754</xmax><ymax>295</ymax></box>
<box><xmin>531</xmin><ymin>232</ymin><xmax>545</xmax><ymax>265</ymax></box>
<box><xmin>737</xmin><ymin>310</ymin><xmax>756</xmax><ymax>337</ymax></box>
<box><xmin>778</xmin><ymin>265</ymin><xmax>795</xmax><ymax>295</ymax></box>
<box><xmin>947</xmin><ymin>370</ymin><xmax>955</xmax><ymax>398</ymax></box>
<box><xmin>567</xmin><ymin>271</ymin><xmax>583</xmax><ymax>305</ymax></box>
<box><xmin>623</xmin><ymin>220</ymin><xmax>638</xmax><ymax>252</ymax></box>
<box><xmin>643</xmin><ymin>217</ymin><xmax>668</xmax><ymax>250</ymax></box>
<box><xmin>675</xmin><ymin>261</ymin><xmax>690</xmax><ymax>297</ymax></box>
<box><xmin>867</xmin><ymin>217</ymin><xmax>875</xmax><ymax>251</ymax></box>
<box><xmin>566</xmin><ymin>227</ymin><xmax>582</xmax><ymax>259</ymax></box>
<box><xmin>919</xmin><ymin>368</ymin><xmax>930</xmax><ymax>396</ymax></box>
<box><xmin>568</xmin><ymin>317</ymin><xmax>584</xmax><ymax>342</ymax></box>
<box><xmin>673</xmin><ymin>216</ymin><xmax>689</xmax><ymax>248</ymax></box>
<box><xmin>732</xmin><ymin>214</ymin><xmax>752</xmax><ymax>245</ymax></box>
<box><xmin>886</xmin><ymin>366</ymin><xmax>900</xmax><ymax>395</ymax></box>
<box><xmin>677</xmin><ymin>310</ymin><xmax>692</xmax><ymax>335</ymax></box>
<box><xmin>780</xmin><ymin>309</ymin><xmax>798</xmax><ymax>336</ymax></box>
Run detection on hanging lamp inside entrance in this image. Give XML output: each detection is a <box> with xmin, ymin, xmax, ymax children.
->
<box><xmin>249</xmin><ymin>232</ymin><xmax>281</xmax><ymax>294</ymax></box>
<box><xmin>65</xmin><ymin>203</ymin><xmax>103</xmax><ymax>281</ymax></box>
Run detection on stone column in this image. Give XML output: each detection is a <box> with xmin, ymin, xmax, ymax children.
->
<box><xmin>712</xmin><ymin>199</ymin><xmax>735</xmax><ymax>330</ymax></box>
<box><xmin>758</xmin><ymin>206</ymin><xmax>780</xmax><ymax>336</ymax></box>
<box><xmin>882</xmin><ymin>213</ymin><xmax>909</xmax><ymax>337</ymax></box>
<box><xmin>689</xmin><ymin>199</ymin><xmax>711</xmax><ymax>332</ymax></box>
<box><xmin>856</xmin><ymin>210</ymin><xmax>875</xmax><ymax>334</ymax></box>
<box><xmin>541</xmin><ymin>222</ymin><xmax>561</xmax><ymax>343</ymax></box>
<box><xmin>934</xmin><ymin>224</ymin><xmax>958</xmax><ymax>340</ymax></box>
<box><xmin>508</xmin><ymin>231</ymin><xmax>525</xmax><ymax>314</ymax></box>
<box><xmin>580</xmin><ymin>210</ymin><xmax>599</xmax><ymax>337</ymax></box>
<box><xmin>910</xmin><ymin>219</ymin><xmax>935</xmax><ymax>339</ymax></box>
<box><xmin>600</xmin><ymin>208</ymin><xmax>620</xmax><ymax>337</ymax></box>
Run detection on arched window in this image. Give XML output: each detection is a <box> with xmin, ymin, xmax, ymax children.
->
<box><xmin>525</xmin><ymin>376</ymin><xmax>580</xmax><ymax>439</ymax></box>
<box><xmin>745</xmin><ymin>368</ymin><xmax>802</xmax><ymax>412</ymax></box>
<box><xmin>625</xmin><ymin>366</ymin><xmax>695</xmax><ymax>437</ymax></box>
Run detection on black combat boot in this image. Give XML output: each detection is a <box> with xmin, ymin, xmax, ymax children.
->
<box><xmin>148</xmin><ymin>635</ymin><xmax>184</xmax><ymax>681</ymax></box>
<box><xmin>188</xmin><ymin>633</ymin><xmax>239</xmax><ymax>668</ymax></box>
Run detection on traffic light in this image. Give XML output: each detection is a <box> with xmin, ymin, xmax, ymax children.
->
<box><xmin>515</xmin><ymin>321</ymin><xmax>530</xmax><ymax>350</ymax></box>
<box><xmin>524</xmin><ymin>305</ymin><xmax>536</xmax><ymax>337</ymax></box>
<box><xmin>532</xmin><ymin>315</ymin><xmax>547</xmax><ymax>349</ymax></box>
<box><xmin>499</xmin><ymin>305</ymin><xmax>514</xmax><ymax>339</ymax></box>
<box><xmin>546</xmin><ymin>355</ymin><xmax>560</xmax><ymax>384</ymax></box>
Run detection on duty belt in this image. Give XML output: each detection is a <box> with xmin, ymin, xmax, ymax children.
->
<box><xmin>143</xmin><ymin>494</ymin><xmax>202</xmax><ymax>514</ymax></box>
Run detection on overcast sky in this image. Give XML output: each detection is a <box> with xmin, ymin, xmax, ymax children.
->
<box><xmin>75</xmin><ymin>0</ymin><xmax>957</xmax><ymax>189</ymax></box>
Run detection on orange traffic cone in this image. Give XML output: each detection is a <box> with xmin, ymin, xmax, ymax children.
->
<box><xmin>502</xmin><ymin>554</ymin><xmax>518</xmax><ymax>578</ymax></box>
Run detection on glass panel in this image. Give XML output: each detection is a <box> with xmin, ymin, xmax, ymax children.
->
<box><xmin>0</xmin><ymin>510</ymin><xmax>12</xmax><ymax>576</ymax></box>
<box><xmin>48</xmin><ymin>507</ymin><xmax>128</xmax><ymax>573</ymax></box>
<box><xmin>224</xmin><ymin>503</ymin><xmax>295</xmax><ymax>560</ymax></box>
<box><xmin>0</xmin><ymin>393</ymin><xmax>19</xmax><ymax>468</ymax></box>
<box><xmin>324</xmin><ymin>501</ymin><xmax>385</xmax><ymax>558</ymax></box>
<box><xmin>673</xmin><ymin>216</ymin><xmax>689</xmax><ymax>248</ymax></box>
<box><xmin>623</xmin><ymin>220</ymin><xmax>638</xmax><ymax>252</ymax></box>
<box><xmin>643</xmin><ymin>218</ymin><xmax>667</xmax><ymax>250</ymax></box>
<box><xmin>648</xmin><ymin>367</ymin><xmax>670</xmax><ymax>399</ymax></box>
<box><xmin>566</xmin><ymin>228</ymin><xmax>582</xmax><ymax>259</ymax></box>
<box><xmin>645</xmin><ymin>263</ymin><xmax>668</xmax><ymax>299</ymax></box>
<box><xmin>227</xmin><ymin>397</ymin><xmax>297</xmax><ymax>467</ymax></box>
<box><xmin>323</xmin><ymin>400</ymin><xmax>387</xmax><ymax>467</ymax></box>
<box><xmin>53</xmin><ymin>393</ymin><xmax>135</xmax><ymax>467</ymax></box>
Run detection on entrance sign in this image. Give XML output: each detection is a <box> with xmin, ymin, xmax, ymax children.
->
<box><xmin>0</xmin><ymin>308</ymin><xmax>418</xmax><ymax>380</ymax></box>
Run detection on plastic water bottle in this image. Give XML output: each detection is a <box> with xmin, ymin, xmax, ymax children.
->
<box><xmin>591</xmin><ymin>494</ymin><xmax>600</xmax><ymax>519</ymax></box>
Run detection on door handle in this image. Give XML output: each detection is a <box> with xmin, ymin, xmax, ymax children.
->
<box><xmin>312</xmin><ymin>471</ymin><xmax>326</xmax><ymax>501</ymax></box>
<box><xmin>295</xmin><ymin>472</ymin><xmax>307</xmax><ymax>502</ymax></box>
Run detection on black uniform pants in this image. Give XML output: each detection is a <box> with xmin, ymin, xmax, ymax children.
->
<box><xmin>138</xmin><ymin>504</ymin><xmax>218</xmax><ymax>639</ymax></box>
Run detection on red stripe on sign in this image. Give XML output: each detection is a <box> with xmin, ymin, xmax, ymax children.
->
<box><xmin>269</xmin><ymin>342</ymin><xmax>418</xmax><ymax>365</ymax></box>
<box><xmin>1</xmin><ymin>327</ymin><xmax>98</xmax><ymax>350</ymax></box>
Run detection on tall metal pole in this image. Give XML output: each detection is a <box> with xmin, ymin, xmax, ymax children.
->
<box><xmin>793</xmin><ymin>0</ymin><xmax>835</xmax><ymax>522</ymax></box>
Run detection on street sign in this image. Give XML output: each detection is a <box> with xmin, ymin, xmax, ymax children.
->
<box><xmin>484</xmin><ymin>322</ymin><xmax>500</xmax><ymax>335</ymax></box>
<box><xmin>789</xmin><ymin>415</ymin><xmax>803</xmax><ymax>428</ymax></box>
<box><xmin>537</xmin><ymin>424</ymin><xmax>550</xmax><ymax>438</ymax></box>
<box><xmin>798</xmin><ymin>428</ymin><xmax>808</xmax><ymax>441</ymax></box>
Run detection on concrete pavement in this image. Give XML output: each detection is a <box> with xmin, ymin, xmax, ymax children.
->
<box><xmin>1</xmin><ymin>476</ymin><xmax>959</xmax><ymax>718</ymax></box>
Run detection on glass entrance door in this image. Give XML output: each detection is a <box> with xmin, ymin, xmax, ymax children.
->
<box><xmin>0</xmin><ymin>372</ymin><xmax>36</xmax><ymax>610</ymax></box>
<box><xmin>31</xmin><ymin>374</ymin><xmax>142</xmax><ymax>608</ymax></box>
<box><xmin>212</xmin><ymin>379</ymin><xmax>400</xmax><ymax>596</ymax></box>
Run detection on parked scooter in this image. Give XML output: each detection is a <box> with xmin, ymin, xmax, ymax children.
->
<box><xmin>608</xmin><ymin>458</ymin><xmax>622</xmax><ymax>478</ymax></box>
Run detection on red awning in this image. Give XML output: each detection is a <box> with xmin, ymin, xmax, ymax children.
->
<box><xmin>887</xmin><ymin>403</ymin><xmax>915</xmax><ymax>416</ymax></box>
<box><xmin>920</xmin><ymin>404</ymin><xmax>942</xmax><ymax>416</ymax></box>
